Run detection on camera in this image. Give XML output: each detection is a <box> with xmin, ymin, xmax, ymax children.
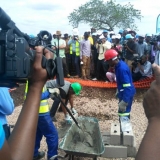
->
<box><xmin>28</xmin><ymin>31</ymin><xmax>52</xmax><ymax>47</ymax></box>
<box><xmin>150</xmin><ymin>36</ymin><xmax>157</xmax><ymax>45</ymax></box>
<box><xmin>132</xmin><ymin>57</ymin><xmax>142</xmax><ymax>68</ymax></box>
<box><xmin>97</xmin><ymin>39</ymin><xmax>102</xmax><ymax>44</ymax></box>
<box><xmin>0</xmin><ymin>7</ymin><xmax>64</xmax><ymax>87</ymax></box>
<box><xmin>73</xmin><ymin>36</ymin><xmax>78</xmax><ymax>40</ymax></box>
<box><xmin>150</xmin><ymin>35</ymin><xmax>160</xmax><ymax>45</ymax></box>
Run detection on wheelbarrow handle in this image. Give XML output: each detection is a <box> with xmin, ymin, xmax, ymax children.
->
<box><xmin>50</xmin><ymin>155</ymin><xmax>66</xmax><ymax>160</ymax></box>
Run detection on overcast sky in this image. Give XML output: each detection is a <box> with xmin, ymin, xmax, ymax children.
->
<box><xmin>0</xmin><ymin>0</ymin><xmax>159</xmax><ymax>36</ymax></box>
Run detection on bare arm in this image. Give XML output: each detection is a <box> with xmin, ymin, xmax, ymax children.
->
<box><xmin>69</xmin><ymin>94</ymin><xmax>74</xmax><ymax>108</ymax></box>
<box><xmin>136</xmin><ymin>64</ymin><xmax>160</xmax><ymax>160</ymax></box>
<box><xmin>0</xmin><ymin>46</ymin><xmax>50</xmax><ymax>160</ymax></box>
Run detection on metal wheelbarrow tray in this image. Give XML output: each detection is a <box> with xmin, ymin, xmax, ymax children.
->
<box><xmin>59</xmin><ymin>116</ymin><xmax>105</xmax><ymax>159</ymax></box>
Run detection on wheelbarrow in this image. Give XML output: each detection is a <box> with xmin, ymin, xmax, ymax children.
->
<box><xmin>50</xmin><ymin>116</ymin><xmax>105</xmax><ymax>160</ymax></box>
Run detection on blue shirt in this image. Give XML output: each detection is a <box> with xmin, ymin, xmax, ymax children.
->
<box><xmin>68</xmin><ymin>39</ymin><xmax>76</xmax><ymax>52</ymax></box>
<box><xmin>0</xmin><ymin>87</ymin><xmax>14</xmax><ymax>125</ymax></box>
<box><xmin>115</xmin><ymin>60</ymin><xmax>136</xmax><ymax>103</ymax></box>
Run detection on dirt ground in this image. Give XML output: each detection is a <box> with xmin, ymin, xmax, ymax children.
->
<box><xmin>8</xmin><ymin>84</ymin><xmax>148</xmax><ymax>160</ymax></box>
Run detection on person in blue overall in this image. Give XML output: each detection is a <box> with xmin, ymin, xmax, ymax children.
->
<box><xmin>25</xmin><ymin>81</ymin><xmax>58</xmax><ymax>160</ymax></box>
<box><xmin>104</xmin><ymin>49</ymin><xmax>136</xmax><ymax>119</ymax></box>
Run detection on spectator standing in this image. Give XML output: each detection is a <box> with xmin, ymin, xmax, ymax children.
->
<box><xmin>92</xmin><ymin>34</ymin><xmax>111</xmax><ymax>81</ymax></box>
<box><xmin>68</xmin><ymin>35</ymin><xmax>81</xmax><ymax>78</ymax></box>
<box><xmin>125</xmin><ymin>34</ymin><xmax>137</xmax><ymax>70</ymax></box>
<box><xmin>52</xmin><ymin>31</ymin><xmax>70</xmax><ymax>78</ymax></box>
<box><xmin>136</xmin><ymin>35</ymin><xmax>147</xmax><ymax>57</ymax></box>
<box><xmin>80</xmin><ymin>32</ymin><xmax>92</xmax><ymax>80</ymax></box>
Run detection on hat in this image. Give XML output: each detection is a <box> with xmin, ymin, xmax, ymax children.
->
<box><xmin>99</xmin><ymin>34</ymin><xmax>106</xmax><ymax>39</ymax></box>
<box><xmin>115</xmin><ymin>34</ymin><xmax>121</xmax><ymax>39</ymax></box>
<box><xmin>126</xmin><ymin>28</ymin><xmax>131</xmax><ymax>32</ymax></box>
<box><xmin>119</xmin><ymin>29</ymin><xmax>124</xmax><ymax>34</ymax></box>
<box><xmin>111</xmin><ymin>35</ymin><xmax>116</xmax><ymax>39</ymax></box>
<box><xmin>55</xmin><ymin>31</ymin><xmax>61</xmax><ymax>35</ymax></box>
<box><xmin>146</xmin><ymin>33</ymin><xmax>152</xmax><ymax>37</ymax></box>
<box><xmin>92</xmin><ymin>33</ymin><xmax>97</xmax><ymax>36</ymax></box>
<box><xmin>139</xmin><ymin>34</ymin><xmax>145</xmax><ymax>38</ymax></box>
<box><xmin>96</xmin><ymin>31</ymin><xmax>102</xmax><ymax>35</ymax></box>
<box><xmin>103</xmin><ymin>30</ymin><xmax>108</xmax><ymax>33</ymax></box>
<box><xmin>125</xmin><ymin>34</ymin><xmax>134</xmax><ymax>39</ymax></box>
<box><xmin>29</xmin><ymin>34</ymin><xmax>35</xmax><ymax>38</ymax></box>
<box><xmin>109</xmin><ymin>31</ymin><xmax>115</xmax><ymax>34</ymax></box>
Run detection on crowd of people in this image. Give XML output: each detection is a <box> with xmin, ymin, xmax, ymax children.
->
<box><xmin>50</xmin><ymin>28</ymin><xmax>160</xmax><ymax>83</ymax></box>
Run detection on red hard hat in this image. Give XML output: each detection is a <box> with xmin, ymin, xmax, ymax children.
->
<box><xmin>104</xmin><ymin>49</ymin><xmax>118</xmax><ymax>61</ymax></box>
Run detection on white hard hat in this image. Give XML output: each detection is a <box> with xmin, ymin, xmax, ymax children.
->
<box><xmin>72</xmin><ymin>28</ymin><xmax>79</xmax><ymax>36</ymax></box>
<box><xmin>99</xmin><ymin>34</ymin><xmax>105</xmax><ymax>39</ymax></box>
<box><xmin>115</xmin><ymin>34</ymin><xmax>121</xmax><ymax>39</ymax></box>
<box><xmin>96</xmin><ymin>30</ymin><xmax>102</xmax><ymax>35</ymax></box>
<box><xmin>126</xmin><ymin>28</ymin><xmax>131</xmax><ymax>32</ymax></box>
<box><xmin>111</xmin><ymin>35</ymin><xmax>116</xmax><ymax>39</ymax></box>
<box><xmin>109</xmin><ymin>31</ymin><xmax>115</xmax><ymax>34</ymax></box>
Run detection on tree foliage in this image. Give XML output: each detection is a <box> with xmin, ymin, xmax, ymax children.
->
<box><xmin>68</xmin><ymin>0</ymin><xmax>142</xmax><ymax>31</ymax></box>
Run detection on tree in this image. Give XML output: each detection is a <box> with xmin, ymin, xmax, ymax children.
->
<box><xmin>68</xmin><ymin>0</ymin><xmax>142</xmax><ymax>31</ymax></box>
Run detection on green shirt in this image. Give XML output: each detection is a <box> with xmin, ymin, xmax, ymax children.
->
<box><xmin>51</xmin><ymin>38</ymin><xmax>66</xmax><ymax>58</ymax></box>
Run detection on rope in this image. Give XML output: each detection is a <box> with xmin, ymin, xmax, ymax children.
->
<box><xmin>64</xmin><ymin>77</ymin><xmax>155</xmax><ymax>89</ymax></box>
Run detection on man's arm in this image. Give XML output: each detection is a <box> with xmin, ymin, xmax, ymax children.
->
<box><xmin>59</xmin><ymin>40</ymin><xmax>66</xmax><ymax>49</ymax></box>
<box><xmin>102</xmin><ymin>41</ymin><xmax>111</xmax><ymax>51</ymax></box>
<box><xmin>41</xmin><ymin>90</ymin><xmax>50</xmax><ymax>100</ymax></box>
<box><xmin>80</xmin><ymin>41</ymin><xmax>83</xmax><ymax>60</ymax></box>
<box><xmin>126</xmin><ymin>42</ymin><xmax>136</xmax><ymax>53</ymax></box>
<box><xmin>0</xmin><ymin>46</ymin><xmax>50</xmax><ymax>160</ymax></box>
<box><xmin>68</xmin><ymin>94</ymin><xmax>74</xmax><ymax>108</ymax></box>
<box><xmin>136</xmin><ymin>64</ymin><xmax>160</xmax><ymax>160</ymax></box>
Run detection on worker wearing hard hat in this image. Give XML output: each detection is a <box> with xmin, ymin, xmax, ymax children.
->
<box><xmin>46</xmin><ymin>80</ymin><xmax>82</xmax><ymax>123</ymax></box>
<box><xmin>68</xmin><ymin>32</ymin><xmax>81</xmax><ymax>78</ymax></box>
<box><xmin>104</xmin><ymin>49</ymin><xmax>136</xmax><ymax>119</ymax></box>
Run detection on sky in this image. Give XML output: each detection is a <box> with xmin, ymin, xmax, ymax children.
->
<box><xmin>0</xmin><ymin>0</ymin><xmax>159</xmax><ymax>36</ymax></box>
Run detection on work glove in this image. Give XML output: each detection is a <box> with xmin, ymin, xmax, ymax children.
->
<box><xmin>48</xmin><ymin>88</ymin><xmax>60</xmax><ymax>98</ymax></box>
<box><xmin>118</xmin><ymin>100</ymin><xmax>128</xmax><ymax>112</ymax></box>
<box><xmin>115</xmin><ymin>89</ymin><xmax>119</xmax><ymax>99</ymax></box>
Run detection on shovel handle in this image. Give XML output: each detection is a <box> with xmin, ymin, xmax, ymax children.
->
<box><xmin>56</xmin><ymin>94</ymin><xmax>80</xmax><ymax>129</ymax></box>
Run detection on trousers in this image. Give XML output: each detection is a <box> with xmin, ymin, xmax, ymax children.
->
<box><xmin>34</xmin><ymin>114</ymin><xmax>58</xmax><ymax>159</ymax></box>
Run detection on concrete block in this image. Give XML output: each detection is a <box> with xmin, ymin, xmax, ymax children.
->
<box><xmin>102</xmin><ymin>145</ymin><xmax>127</xmax><ymax>158</ymax></box>
<box><xmin>101</xmin><ymin>132</ymin><xmax>110</xmax><ymax>145</ymax></box>
<box><xmin>110</xmin><ymin>123</ymin><xmax>121</xmax><ymax>145</ymax></box>
<box><xmin>123</xmin><ymin>130</ymin><xmax>134</xmax><ymax>146</ymax></box>
<box><xmin>127</xmin><ymin>138</ymin><xmax>137</xmax><ymax>157</ymax></box>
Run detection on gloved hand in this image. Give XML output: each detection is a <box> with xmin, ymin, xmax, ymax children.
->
<box><xmin>48</xmin><ymin>88</ymin><xmax>60</xmax><ymax>98</ymax></box>
<box><xmin>115</xmin><ymin>89</ymin><xmax>119</xmax><ymax>99</ymax></box>
<box><xmin>118</xmin><ymin>100</ymin><xmax>128</xmax><ymax>112</ymax></box>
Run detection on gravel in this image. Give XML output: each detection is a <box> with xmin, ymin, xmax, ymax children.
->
<box><xmin>7</xmin><ymin>85</ymin><xmax>148</xmax><ymax>160</ymax></box>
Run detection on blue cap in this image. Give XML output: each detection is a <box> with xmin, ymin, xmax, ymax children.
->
<box><xmin>135</xmin><ymin>34</ymin><xmax>139</xmax><ymax>38</ymax></box>
<box><xmin>103</xmin><ymin>30</ymin><xmax>108</xmax><ymax>33</ymax></box>
<box><xmin>29</xmin><ymin>34</ymin><xmax>35</xmax><ymax>38</ymax></box>
<box><xmin>0</xmin><ymin>123</ymin><xmax>5</xmax><ymax>149</ymax></box>
<box><xmin>119</xmin><ymin>29</ymin><xmax>124</xmax><ymax>34</ymax></box>
<box><xmin>125</xmin><ymin>34</ymin><xmax>134</xmax><ymax>39</ymax></box>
